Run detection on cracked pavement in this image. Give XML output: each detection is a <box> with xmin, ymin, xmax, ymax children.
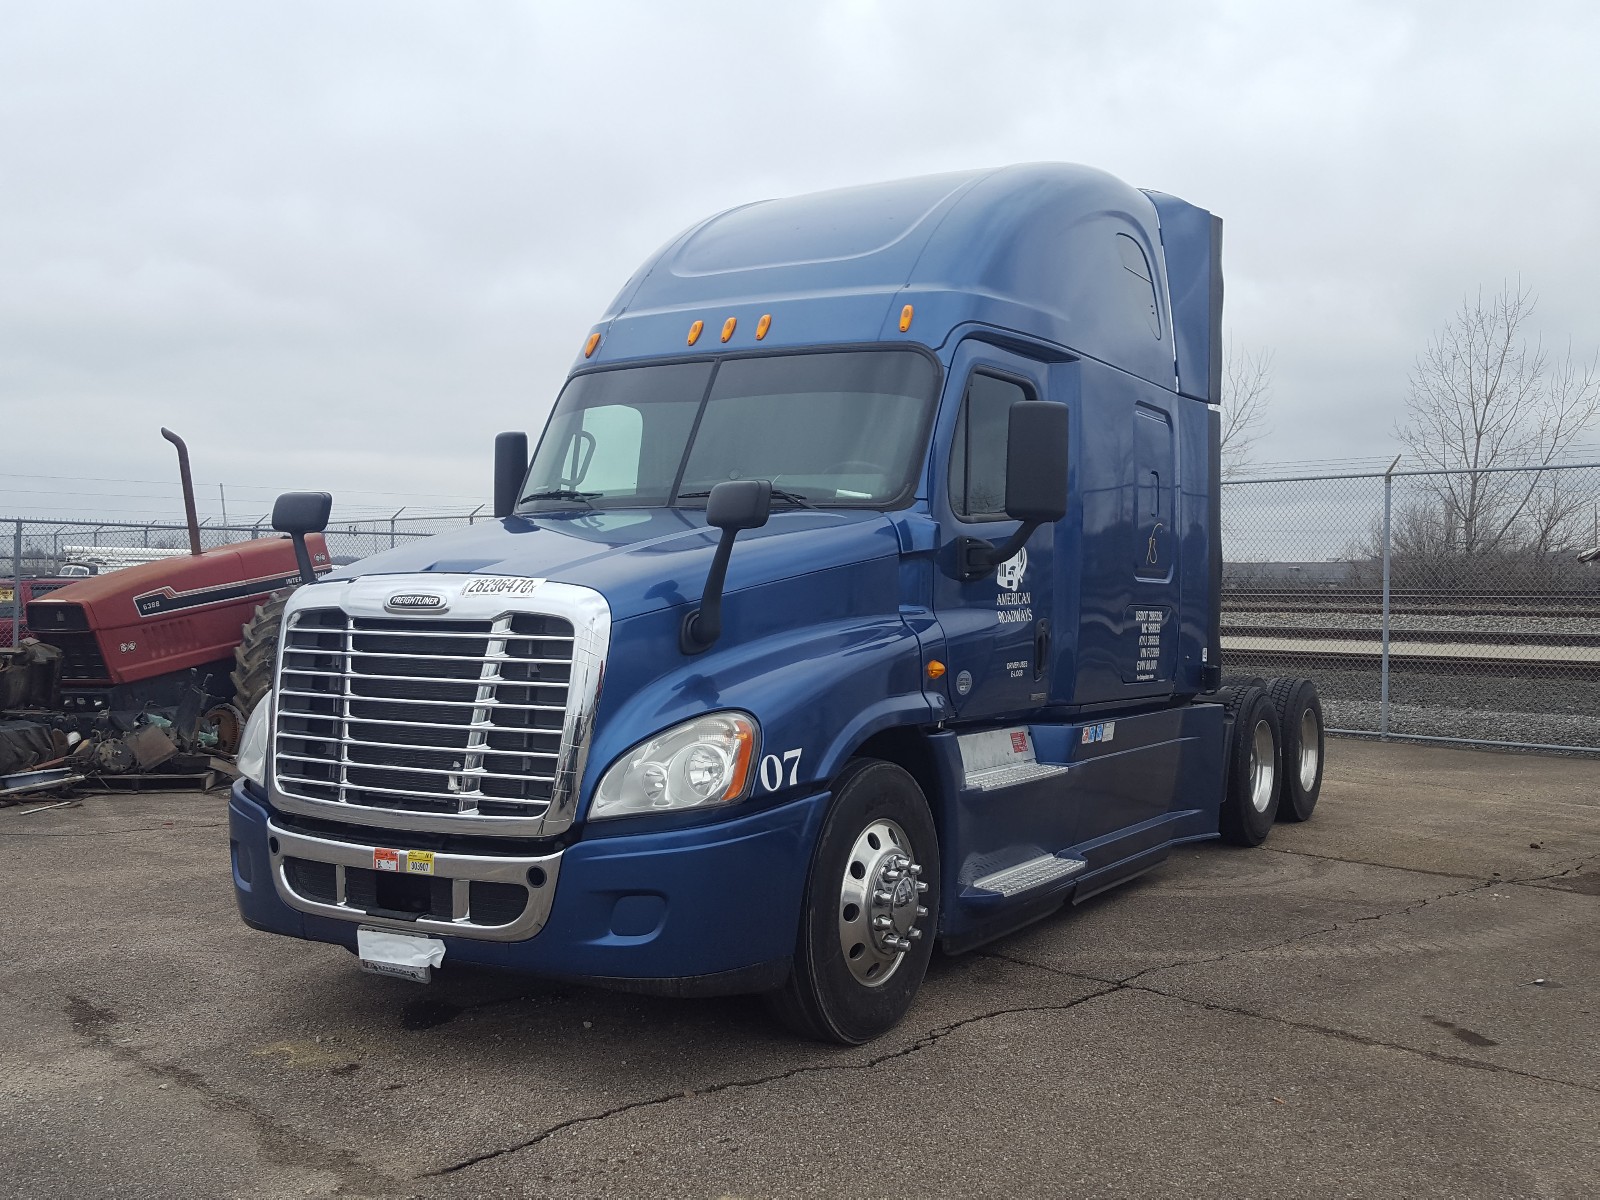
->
<box><xmin>1</xmin><ymin>739</ymin><xmax>1595</xmax><ymax>1198</ymax></box>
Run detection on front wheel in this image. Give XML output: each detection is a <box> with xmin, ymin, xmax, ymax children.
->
<box><xmin>766</xmin><ymin>759</ymin><xmax>940</xmax><ymax>1044</ymax></box>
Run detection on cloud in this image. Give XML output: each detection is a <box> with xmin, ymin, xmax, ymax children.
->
<box><xmin>2</xmin><ymin>0</ymin><xmax>1598</xmax><ymax>520</ymax></box>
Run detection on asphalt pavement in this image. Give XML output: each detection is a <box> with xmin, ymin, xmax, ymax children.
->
<box><xmin>2</xmin><ymin>739</ymin><xmax>1596</xmax><ymax>1199</ymax></box>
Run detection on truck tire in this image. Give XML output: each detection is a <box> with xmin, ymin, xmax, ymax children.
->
<box><xmin>766</xmin><ymin>759</ymin><xmax>940</xmax><ymax>1044</ymax></box>
<box><xmin>231</xmin><ymin>590</ymin><xmax>292</xmax><ymax>719</ymax></box>
<box><xmin>1266</xmin><ymin>677</ymin><xmax>1323</xmax><ymax>822</ymax></box>
<box><xmin>1217</xmin><ymin>684</ymin><xmax>1281</xmax><ymax>846</ymax></box>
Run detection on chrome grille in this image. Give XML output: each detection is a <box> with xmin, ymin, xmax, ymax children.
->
<box><xmin>273</xmin><ymin>608</ymin><xmax>576</xmax><ymax>822</ymax></box>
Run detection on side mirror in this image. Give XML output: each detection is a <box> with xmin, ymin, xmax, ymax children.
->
<box><xmin>272</xmin><ymin>491</ymin><xmax>333</xmax><ymax>585</ymax></box>
<box><xmin>1003</xmin><ymin>401</ymin><xmax>1069</xmax><ymax>523</ymax></box>
<box><xmin>494</xmin><ymin>431</ymin><xmax>530</xmax><ymax>518</ymax></box>
<box><xmin>682</xmin><ymin>480</ymin><xmax>772</xmax><ymax>654</ymax></box>
<box><xmin>958</xmin><ymin>402</ymin><xmax>1068</xmax><ymax>580</ymax></box>
<box><xmin>706</xmin><ymin>479</ymin><xmax>773</xmax><ymax>532</ymax></box>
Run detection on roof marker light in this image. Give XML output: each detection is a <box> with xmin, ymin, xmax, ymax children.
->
<box><xmin>755</xmin><ymin>313</ymin><xmax>772</xmax><ymax>340</ymax></box>
<box><xmin>687</xmin><ymin>320</ymin><xmax>704</xmax><ymax>346</ymax></box>
<box><xmin>584</xmin><ymin>332</ymin><xmax>601</xmax><ymax>358</ymax></box>
<box><xmin>899</xmin><ymin>304</ymin><xmax>914</xmax><ymax>332</ymax></box>
<box><xmin>720</xmin><ymin>317</ymin><xmax>737</xmax><ymax>343</ymax></box>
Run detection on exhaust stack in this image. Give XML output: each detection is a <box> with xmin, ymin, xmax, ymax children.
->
<box><xmin>160</xmin><ymin>428</ymin><xmax>203</xmax><ymax>557</ymax></box>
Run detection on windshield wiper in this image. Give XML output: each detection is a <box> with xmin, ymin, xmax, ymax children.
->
<box><xmin>518</xmin><ymin>488</ymin><xmax>601</xmax><ymax>508</ymax></box>
<box><xmin>676</xmin><ymin>487</ymin><xmax>818</xmax><ymax>510</ymax></box>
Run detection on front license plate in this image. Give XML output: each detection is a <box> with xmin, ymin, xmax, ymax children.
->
<box><xmin>357</xmin><ymin>925</ymin><xmax>445</xmax><ymax>984</ymax></box>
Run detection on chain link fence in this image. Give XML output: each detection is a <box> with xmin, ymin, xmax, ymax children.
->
<box><xmin>1223</xmin><ymin>462</ymin><xmax>1600</xmax><ymax>753</ymax></box>
<box><xmin>2</xmin><ymin>512</ymin><xmax>481</xmax><ymax>646</ymax></box>
<box><xmin>9</xmin><ymin>466</ymin><xmax>1600</xmax><ymax>752</ymax></box>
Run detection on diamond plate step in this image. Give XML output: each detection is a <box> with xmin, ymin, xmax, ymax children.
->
<box><xmin>969</xmin><ymin>853</ymin><xmax>1088</xmax><ymax>898</ymax></box>
<box><xmin>964</xmin><ymin>761</ymin><xmax>1070</xmax><ymax>792</ymax></box>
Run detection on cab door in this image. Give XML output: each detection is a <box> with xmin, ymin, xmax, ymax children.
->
<box><xmin>932</xmin><ymin>342</ymin><xmax>1058</xmax><ymax>721</ymax></box>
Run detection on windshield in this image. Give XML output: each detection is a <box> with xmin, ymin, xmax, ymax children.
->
<box><xmin>519</xmin><ymin>350</ymin><xmax>938</xmax><ymax>512</ymax></box>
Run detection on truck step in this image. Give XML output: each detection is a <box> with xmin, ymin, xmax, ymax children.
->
<box><xmin>964</xmin><ymin>760</ymin><xmax>1071</xmax><ymax>792</ymax></box>
<box><xmin>968</xmin><ymin>853</ymin><xmax>1088</xmax><ymax>899</ymax></box>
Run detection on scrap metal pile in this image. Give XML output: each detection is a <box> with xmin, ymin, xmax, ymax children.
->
<box><xmin>0</xmin><ymin>638</ymin><xmax>242</xmax><ymax>806</ymax></box>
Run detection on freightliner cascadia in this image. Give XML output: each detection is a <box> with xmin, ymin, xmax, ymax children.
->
<box><xmin>230</xmin><ymin>163</ymin><xmax>1325</xmax><ymax>1043</ymax></box>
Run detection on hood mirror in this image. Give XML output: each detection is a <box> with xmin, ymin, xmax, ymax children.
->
<box><xmin>272</xmin><ymin>491</ymin><xmax>333</xmax><ymax>585</ymax></box>
<box><xmin>682</xmin><ymin>480</ymin><xmax>772</xmax><ymax>653</ymax></box>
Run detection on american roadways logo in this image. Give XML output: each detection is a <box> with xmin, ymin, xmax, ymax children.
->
<box><xmin>995</xmin><ymin>548</ymin><xmax>1028</xmax><ymax>592</ymax></box>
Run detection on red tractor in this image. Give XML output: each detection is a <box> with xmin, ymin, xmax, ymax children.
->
<box><xmin>22</xmin><ymin>430</ymin><xmax>329</xmax><ymax>722</ymax></box>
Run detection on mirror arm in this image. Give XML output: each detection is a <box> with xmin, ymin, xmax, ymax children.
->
<box><xmin>289</xmin><ymin>536</ymin><xmax>319</xmax><ymax>586</ymax></box>
<box><xmin>956</xmin><ymin>521</ymin><xmax>1040</xmax><ymax>582</ymax></box>
<box><xmin>681</xmin><ymin>529</ymin><xmax>740</xmax><ymax>654</ymax></box>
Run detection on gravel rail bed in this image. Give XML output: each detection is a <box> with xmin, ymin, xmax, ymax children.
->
<box><xmin>1224</xmin><ymin>659</ymin><xmax>1600</xmax><ymax>753</ymax></box>
<box><xmin>1222</xmin><ymin>609</ymin><xmax>1600</xmax><ymax>636</ymax></box>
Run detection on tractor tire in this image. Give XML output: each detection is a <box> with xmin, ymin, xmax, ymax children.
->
<box><xmin>1216</xmin><ymin>683</ymin><xmax>1282</xmax><ymax>846</ymax></box>
<box><xmin>1266</xmin><ymin>677</ymin><xmax>1324</xmax><ymax>822</ymax></box>
<box><xmin>232</xmin><ymin>589</ymin><xmax>293</xmax><ymax>719</ymax></box>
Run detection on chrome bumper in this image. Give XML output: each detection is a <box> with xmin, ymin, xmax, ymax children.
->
<box><xmin>268</xmin><ymin>820</ymin><xmax>563</xmax><ymax>942</ymax></box>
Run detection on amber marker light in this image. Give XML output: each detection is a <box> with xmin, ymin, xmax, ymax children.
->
<box><xmin>899</xmin><ymin>304</ymin><xmax>914</xmax><ymax>332</ymax></box>
<box><xmin>721</xmin><ymin>719</ymin><xmax>757</xmax><ymax>800</ymax></box>
<box><xmin>927</xmin><ymin>660</ymin><xmax>947</xmax><ymax>680</ymax></box>
<box><xmin>687</xmin><ymin>320</ymin><xmax>704</xmax><ymax>346</ymax></box>
<box><xmin>755</xmin><ymin>313</ymin><xmax>772</xmax><ymax>340</ymax></box>
<box><xmin>584</xmin><ymin>332</ymin><xmax>601</xmax><ymax>358</ymax></box>
<box><xmin>720</xmin><ymin>316</ymin><xmax>738</xmax><ymax>342</ymax></box>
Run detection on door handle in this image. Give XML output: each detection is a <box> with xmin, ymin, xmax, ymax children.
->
<box><xmin>1034</xmin><ymin>618</ymin><xmax>1050</xmax><ymax>680</ymax></box>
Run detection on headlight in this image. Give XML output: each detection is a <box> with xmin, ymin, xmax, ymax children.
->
<box><xmin>237</xmin><ymin>698</ymin><xmax>272</xmax><ymax>788</ymax></box>
<box><xmin>592</xmin><ymin>712</ymin><xmax>758</xmax><ymax>820</ymax></box>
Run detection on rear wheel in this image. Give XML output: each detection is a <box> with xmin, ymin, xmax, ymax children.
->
<box><xmin>1266</xmin><ymin>677</ymin><xmax>1323</xmax><ymax>822</ymax></box>
<box><xmin>231</xmin><ymin>590</ymin><xmax>292</xmax><ymax>718</ymax></box>
<box><xmin>1217</xmin><ymin>684</ymin><xmax>1282</xmax><ymax>846</ymax></box>
<box><xmin>766</xmin><ymin>759</ymin><xmax>940</xmax><ymax>1044</ymax></box>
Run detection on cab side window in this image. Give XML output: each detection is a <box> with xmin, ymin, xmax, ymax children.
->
<box><xmin>949</xmin><ymin>373</ymin><xmax>1030</xmax><ymax>520</ymax></box>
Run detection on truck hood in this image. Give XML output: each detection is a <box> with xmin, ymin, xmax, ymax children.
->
<box><xmin>328</xmin><ymin>508</ymin><xmax>902</xmax><ymax>621</ymax></box>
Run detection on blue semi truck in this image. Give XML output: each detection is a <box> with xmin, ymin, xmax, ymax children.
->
<box><xmin>229</xmin><ymin>163</ymin><xmax>1325</xmax><ymax>1043</ymax></box>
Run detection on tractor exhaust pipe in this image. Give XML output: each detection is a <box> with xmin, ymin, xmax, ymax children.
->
<box><xmin>160</xmin><ymin>427</ymin><xmax>203</xmax><ymax>556</ymax></box>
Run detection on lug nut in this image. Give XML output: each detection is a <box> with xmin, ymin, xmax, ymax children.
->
<box><xmin>907</xmin><ymin>863</ymin><xmax>922</xmax><ymax>877</ymax></box>
<box><xmin>872</xmin><ymin>915</ymin><xmax>893</xmax><ymax>929</ymax></box>
<box><xmin>874</xmin><ymin>890</ymin><xmax>893</xmax><ymax>904</ymax></box>
<box><xmin>915</xmin><ymin>881</ymin><xmax>928</xmax><ymax>894</ymax></box>
<box><xmin>908</xmin><ymin>928</ymin><xmax>922</xmax><ymax>940</ymax></box>
<box><xmin>915</xmin><ymin>905</ymin><xmax>928</xmax><ymax>918</ymax></box>
<box><xmin>883</xmin><ymin>868</ymin><xmax>903</xmax><ymax>882</ymax></box>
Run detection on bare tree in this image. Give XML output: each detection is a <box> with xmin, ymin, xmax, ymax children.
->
<box><xmin>1220</xmin><ymin>345</ymin><xmax>1272</xmax><ymax>480</ymax></box>
<box><xmin>1399</xmin><ymin>283</ymin><xmax>1600</xmax><ymax>554</ymax></box>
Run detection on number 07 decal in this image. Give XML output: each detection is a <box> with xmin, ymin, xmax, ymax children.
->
<box><xmin>759</xmin><ymin>748</ymin><xmax>803</xmax><ymax>792</ymax></box>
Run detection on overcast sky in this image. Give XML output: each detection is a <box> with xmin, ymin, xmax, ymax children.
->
<box><xmin>3</xmin><ymin>0</ymin><xmax>1598</xmax><ymax>523</ymax></box>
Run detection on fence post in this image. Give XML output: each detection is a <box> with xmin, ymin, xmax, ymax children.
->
<box><xmin>390</xmin><ymin>507</ymin><xmax>405</xmax><ymax>548</ymax></box>
<box><xmin>1380</xmin><ymin>456</ymin><xmax>1399</xmax><ymax>739</ymax></box>
<box><xmin>11</xmin><ymin>520</ymin><xmax>22</xmax><ymax>647</ymax></box>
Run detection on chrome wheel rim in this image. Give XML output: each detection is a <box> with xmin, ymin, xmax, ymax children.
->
<box><xmin>1298</xmin><ymin>708</ymin><xmax>1320</xmax><ymax>792</ymax></box>
<box><xmin>1249</xmin><ymin>719</ymin><xmax>1277</xmax><ymax>814</ymax></box>
<box><xmin>837</xmin><ymin>818</ymin><xmax>928</xmax><ymax>987</ymax></box>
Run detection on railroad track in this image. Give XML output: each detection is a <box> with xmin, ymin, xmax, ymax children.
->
<box><xmin>1224</xmin><ymin>590</ymin><xmax>1600</xmax><ymax>619</ymax></box>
